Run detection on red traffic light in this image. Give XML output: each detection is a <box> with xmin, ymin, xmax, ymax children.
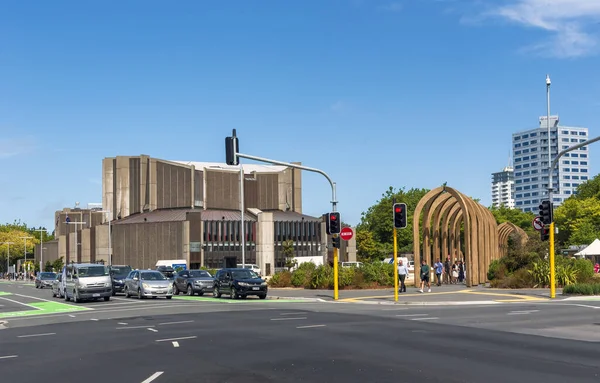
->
<box><xmin>395</xmin><ymin>207</ymin><xmax>402</xmax><ymax>213</ymax></box>
<box><xmin>330</xmin><ymin>215</ymin><xmax>337</xmax><ymax>221</ymax></box>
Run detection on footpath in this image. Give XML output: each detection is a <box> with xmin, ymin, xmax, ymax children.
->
<box><xmin>268</xmin><ymin>284</ymin><xmax>573</xmax><ymax>305</ymax></box>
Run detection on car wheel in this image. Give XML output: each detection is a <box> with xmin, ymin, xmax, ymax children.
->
<box><xmin>213</xmin><ymin>287</ymin><xmax>221</xmax><ymax>298</ymax></box>
<box><xmin>187</xmin><ymin>285</ymin><xmax>194</xmax><ymax>296</ymax></box>
<box><xmin>173</xmin><ymin>284</ymin><xmax>179</xmax><ymax>295</ymax></box>
<box><xmin>137</xmin><ymin>288</ymin><xmax>143</xmax><ymax>299</ymax></box>
<box><xmin>166</xmin><ymin>296</ymin><xmax>172</xmax><ymax>300</ymax></box>
<box><xmin>241</xmin><ymin>295</ymin><xmax>247</xmax><ymax>299</ymax></box>
<box><xmin>198</xmin><ymin>292</ymin><xmax>204</xmax><ymax>296</ymax></box>
<box><xmin>259</xmin><ymin>294</ymin><xmax>267</xmax><ymax>300</ymax></box>
<box><xmin>230</xmin><ymin>287</ymin><xmax>237</xmax><ymax>299</ymax></box>
<box><xmin>104</xmin><ymin>296</ymin><xmax>110</xmax><ymax>302</ymax></box>
<box><xmin>124</xmin><ymin>286</ymin><xmax>130</xmax><ymax>298</ymax></box>
<box><xmin>73</xmin><ymin>290</ymin><xmax>79</xmax><ymax>303</ymax></box>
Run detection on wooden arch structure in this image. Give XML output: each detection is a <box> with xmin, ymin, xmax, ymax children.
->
<box><xmin>413</xmin><ymin>186</ymin><xmax>499</xmax><ymax>287</ymax></box>
<box><xmin>497</xmin><ymin>222</ymin><xmax>528</xmax><ymax>259</ymax></box>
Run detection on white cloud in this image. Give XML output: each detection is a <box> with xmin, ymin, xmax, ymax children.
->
<box><xmin>486</xmin><ymin>0</ymin><xmax>600</xmax><ymax>58</ymax></box>
<box><xmin>0</xmin><ymin>136</ymin><xmax>36</xmax><ymax>159</ymax></box>
<box><xmin>378</xmin><ymin>2</ymin><xmax>403</xmax><ymax>12</ymax></box>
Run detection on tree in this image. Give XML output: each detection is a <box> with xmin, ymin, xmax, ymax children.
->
<box><xmin>356</xmin><ymin>186</ymin><xmax>430</xmax><ymax>259</ymax></box>
<box><xmin>44</xmin><ymin>261</ymin><xmax>53</xmax><ymax>272</ymax></box>
<box><xmin>355</xmin><ymin>229</ymin><xmax>379</xmax><ymax>262</ymax></box>
<box><xmin>489</xmin><ymin>206</ymin><xmax>536</xmax><ymax>233</ymax></box>
<box><xmin>554</xmin><ymin>197</ymin><xmax>600</xmax><ymax>246</ymax></box>
<box><xmin>282</xmin><ymin>240</ymin><xmax>297</xmax><ymax>271</ymax></box>
<box><xmin>52</xmin><ymin>257</ymin><xmax>64</xmax><ymax>273</ymax></box>
<box><xmin>573</xmin><ymin>176</ymin><xmax>600</xmax><ymax>200</ymax></box>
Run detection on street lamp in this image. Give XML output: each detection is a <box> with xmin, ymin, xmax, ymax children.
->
<box><xmin>35</xmin><ymin>228</ymin><xmax>48</xmax><ymax>274</ymax></box>
<box><xmin>1</xmin><ymin>242</ymin><xmax>15</xmax><ymax>280</ymax></box>
<box><xmin>19</xmin><ymin>236</ymin><xmax>33</xmax><ymax>280</ymax></box>
<box><xmin>98</xmin><ymin>210</ymin><xmax>112</xmax><ymax>266</ymax></box>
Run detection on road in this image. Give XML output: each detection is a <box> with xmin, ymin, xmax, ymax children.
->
<box><xmin>1</xmin><ymin>282</ymin><xmax>599</xmax><ymax>382</ymax></box>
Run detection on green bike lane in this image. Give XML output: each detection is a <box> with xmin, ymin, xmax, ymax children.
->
<box><xmin>0</xmin><ymin>290</ymin><xmax>90</xmax><ymax>319</ymax></box>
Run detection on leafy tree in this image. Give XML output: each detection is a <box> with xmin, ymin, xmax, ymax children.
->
<box><xmin>553</xmin><ymin>197</ymin><xmax>600</xmax><ymax>246</ymax></box>
<box><xmin>489</xmin><ymin>206</ymin><xmax>536</xmax><ymax>232</ymax></box>
<box><xmin>355</xmin><ymin>229</ymin><xmax>379</xmax><ymax>262</ymax></box>
<box><xmin>356</xmin><ymin>186</ymin><xmax>429</xmax><ymax>260</ymax></box>
<box><xmin>44</xmin><ymin>261</ymin><xmax>53</xmax><ymax>272</ymax></box>
<box><xmin>52</xmin><ymin>257</ymin><xmax>64</xmax><ymax>273</ymax></box>
<box><xmin>573</xmin><ymin>175</ymin><xmax>600</xmax><ymax>200</ymax></box>
<box><xmin>282</xmin><ymin>240</ymin><xmax>297</xmax><ymax>271</ymax></box>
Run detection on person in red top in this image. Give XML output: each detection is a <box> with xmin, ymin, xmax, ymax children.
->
<box><xmin>594</xmin><ymin>263</ymin><xmax>599</xmax><ymax>274</ymax></box>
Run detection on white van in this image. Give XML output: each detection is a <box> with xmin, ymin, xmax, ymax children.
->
<box><xmin>237</xmin><ymin>264</ymin><xmax>262</xmax><ymax>275</ymax></box>
<box><xmin>63</xmin><ymin>263</ymin><xmax>113</xmax><ymax>303</ymax></box>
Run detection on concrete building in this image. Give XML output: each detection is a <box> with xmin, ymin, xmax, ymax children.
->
<box><xmin>512</xmin><ymin>116</ymin><xmax>590</xmax><ymax>213</ymax></box>
<box><xmin>491</xmin><ymin>166</ymin><xmax>515</xmax><ymax>209</ymax></box>
<box><xmin>52</xmin><ymin>155</ymin><xmax>356</xmax><ymax>274</ymax></box>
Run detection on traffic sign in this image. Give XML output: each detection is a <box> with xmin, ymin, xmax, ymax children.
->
<box><xmin>339</xmin><ymin>227</ymin><xmax>354</xmax><ymax>241</ymax></box>
<box><xmin>532</xmin><ymin>217</ymin><xmax>544</xmax><ymax>231</ymax></box>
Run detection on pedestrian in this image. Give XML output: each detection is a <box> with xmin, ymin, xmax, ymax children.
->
<box><xmin>434</xmin><ymin>259</ymin><xmax>443</xmax><ymax>287</ymax></box>
<box><xmin>444</xmin><ymin>256</ymin><xmax>451</xmax><ymax>284</ymax></box>
<box><xmin>398</xmin><ymin>260</ymin><xmax>409</xmax><ymax>293</ymax></box>
<box><xmin>419</xmin><ymin>260</ymin><xmax>431</xmax><ymax>293</ymax></box>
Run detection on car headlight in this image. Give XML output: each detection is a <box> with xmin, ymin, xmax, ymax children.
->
<box><xmin>78</xmin><ymin>283</ymin><xmax>87</xmax><ymax>289</ymax></box>
<box><xmin>142</xmin><ymin>283</ymin><xmax>150</xmax><ymax>289</ymax></box>
<box><xmin>238</xmin><ymin>282</ymin><xmax>250</xmax><ymax>287</ymax></box>
<box><xmin>194</xmin><ymin>280</ymin><xmax>202</xmax><ymax>285</ymax></box>
<box><xmin>104</xmin><ymin>282</ymin><xmax>111</xmax><ymax>287</ymax></box>
<box><xmin>261</xmin><ymin>282</ymin><xmax>267</xmax><ymax>286</ymax></box>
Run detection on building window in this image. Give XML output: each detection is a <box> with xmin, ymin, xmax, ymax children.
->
<box><xmin>562</xmin><ymin>138</ymin><xmax>569</xmax><ymax>142</ymax></box>
<box><xmin>515</xmin><ymin>172</ymin><xmax>522</xmax><ymax>176</ymax></box>
<box><xmin>580</xmin><ymin>139</ymin><xmax>586</xmax><ymax>143</ymax></box>
<box><xmin>523</xmin><ymin>178</ymin><xmax>530</xmax><ymax>183</ymax></box>
<box><xmin>563</xmin><ymin>168</ymin><xmax>570</xmax><ymax>172</ymax></box>
<box><xmin>561</xmin><ymin>130</ymin><xmax>569</xmax><ymax>134</ymax></box>
<box><xmin>582</xmin><ymin>176</ymin><xmax>588</xmax><ymax>180</ymax></box>
<box><xmin>515</xmin><ymin>165</ymin><xmax>522</xmax><ymax>169</ymax></box>
<box><xmin>581</xmin><ymin>169</ymin><xmax>588</xmax><ymax>173</ymax></box>
<box><xmin>531</xmin><ymin>177</ymin><xmax>538</xmax><ymax>181</ymax></box>
<box><xmin>565</xmin><ymin>190</ymin><xmax>571</xmax><ymax>195</ymax></box>
<box><xmin>516</xmin><ymin>187</ymin><xmax>523</xmax><ymax>191</ymax></box>
<box><xmin>531</xmin><ymin>132</ymin><xmax>537</xmax><ymax>137</ymax></box>
<box><xmin>562</xmin><ymin>145</ymin><xmax>569</xmax><ymax>149</ymax></box>
<box><xmin>572</xmin><ymin>168</ymin><xmax>579</xmax><ymax>172</ymax></box>
<box><xmin>515</xmin><ymin>157</ymin><xmax>522</xmax><ymax>162</ymax></box>
<box><xmin>515</xmin><ymin>150</ymin><xmax>522</xmax><ymax>155</ymax></box>
<box><xmin>530</xmin><ymin>140</ymin><xmax>537</xmax><ymax>144</ymax></box>
<box><xmin>514</xmin><ymin>143</ymin><xmax>521</xmax><ymax>148</ymax></box>
<box><xmin>571</xmin><ymin>161</ymin><xmax>579</xmax><ymax>165</ymax></box>
<box><xmin>516</xmin><ymin>193</ymin><xmax>523</xmax><ymax>198</ymax></box>
<box><xmin>562</xmin><ymin>160</ymin><xmax>570</xmax><ymax>164</ymax></box>
<box><xmin>532</xmin><ymin>192</ymin><xmax>539</xmax><ymax>196</ymax></box>
<box><xmin>516</xmin><ymin>180</ymin><xmax>522</xmax><ymax>184</ymax></box>
<box><xmin>516</xmin><ymin>201</ymin><xmax>523</xmax><ymax>206</ymax></box>
<box><xmin>530</xmin><ymin>147</ymin><xmax>537</xmax><ymax>152</ymax></box>
<box><xmin>580</xmin><ymin>154</ymin><xmax>587</xmax><ymax>158</ymax></box>
<box><xmin>572</xmin><ymin>176</ymin><xmax>579</xmax><ymax>180</ymax></box>
<box><xmin>580</xmin><ymin>161</ymin><xmax>587</xmax><ymax>165</ymax></box>
<box><xmin>563</xmin><ymin>183</ymin><xmax>571</xmax><ymax>187</ymax></box>
<box><xmin>531</xmin><ymin>185</ymin><xmax>539</xmax><ymax>189</ymax></box>
<box><xmin>530</xmin><ymin>162</ymin><xmax>538</xmax><ymax>166</ymax></box>
<box><xmin>571</xmin><ymin>139</ymin><xmax>579</xmax><ymax>143</ymax></box>
<box><xmin>573</xmin><ymin>183</ymin><xmax>579</xmax><ymax>187</ymax></box>
<box><xmin>579</xmin><ymin>131</ymin><xmax>586</xmax><ymax>136</ymax></box>
<box><xmin>564</xmin><ymin>175</ymin><xmax>570</xmax><ymax>179</ymax></box>
<box><xmin>530</xmin><ymin>155</ymin><xmax>538</xmax><ymax>159</ymax></box>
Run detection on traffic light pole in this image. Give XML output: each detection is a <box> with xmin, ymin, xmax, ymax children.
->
<box><xmin>233</xmin><ymin>150</ymin><xmax>340</xmax><ymax>299</ymax></box>
<box><xmin>549</xmin><ymin>222</ymin><xmax>556</xmax><ymax>298</ymax></box>
<box><xmin>393</xmin><ymin>228</ymin><xmax>398</xmax><ymax>302</ymax></box>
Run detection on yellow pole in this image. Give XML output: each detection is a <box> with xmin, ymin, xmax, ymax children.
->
<box><xmin>333</xmin><ymin>240</ymin><xmax>339</xmax><ymax>300</ymax></box>
<box><xmin>393</xmin><ymin>228</ymin><xmax>398</xmax><ymax>302</ymax></box>
<box><xmin>549</xmin><ymin>222</ymin><xmax>556</xmax><ymax>298</ymax></box>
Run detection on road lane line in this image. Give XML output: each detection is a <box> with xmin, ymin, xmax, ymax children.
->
<box><xmin>90</xmin><ymin>318</ymin><xmax>99</xmax><ymax>321</ymax></box>
<box><xmin>396</xmin><ymin>314</ymin><xmax>428</xmax><ymax>317</ymax></box>
<box><xmin>0</xmin><ymin>296</ymin><xmax>42</xmax><ymax>310</ymax></box>
<box><xmin>13</xmin><ymin>293</ymin><xmax>57</xmax><ymax>303</ymax></box>
<box><xmin>118</xmin><ymin>322</ymin><xmax>128</xmax><ymax>325</ymax></box>
<box><xmin>0</xmin><ymin>355</ymin><xmax>17</xmax><ymax>360</ymax></box>
<box><xmin>17</xmin><ymin>332</ymin><xmax>56</xmax><ymax>338</ymax></box>
<box><xmin>507</xmin><ymin>310</ymin><xmax>539</xmax><ymax>315</ymax></box>
<box><xmin>68</xmin><ymin>315</ymin><xmax>76</xmax><ymax>318</ymax></box>
<box><xmin>297</xmin><ymin>324</ymin><xmax>326</xmax><ymax>329</ymax></box>
<box><xmin>155</xmin><ymin>336</ymin><xmax>197</xmax><ymax>342</ymax></box>
<box><xmin>116</xmin><ymin>325</ymin><xmax>156</xmax><ymax>330</ymax></box>
<box><xmin>567</xmin><ymin>304</ymin><xmax>600</xmax><ymax>309</ymax></box>
<box><xmin>270</xmin><ymin>317</ymin><xmax>307</xmax><ymax>321</ymax></box>
<box><xmin>411</xmin><ymin>317</ymin><xmax>439</xmax><ymax>321</ymax></box>
<box><xmin>158</xmin><ymin>320</ymin><xmax>194</xmax><ymax>326</ymax></box>
<box><xmin>279</xmin><ymin>312</ymin><xmax>308</xmax><ymax>316</ymax></box>
<box><xmin>172</xmin><ymin>341</ymin><xmax>179</xmax><ymax>348</ymax></box>
<box><xmin>148</xmin><ymin>328</ymin><xmax>158</xmax><ymax>332</ymax></box>
<box><xmin>141</xmin><ymin>371</ymin><xmax>164</xmax><ymax>383</ymax></box>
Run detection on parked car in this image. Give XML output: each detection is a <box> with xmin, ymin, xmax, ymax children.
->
<box><xmin>237</xmin><ymin>263</ymin><xmax>262</xmax><ymax>275</ymax></box>
<box><xmin>156</xmin><ymin>266</ymin><xmax>176</xmax><ymax>281</ymax></box>
<box><xmin>124</xmin><ymin>270</ymin><xmax>173</xmax><ymax>299</ymax></box>
<box><xmin>173</xmin><ymin>269</ymin><xmax>214</xmax><ymax>296</ymax></box>
<box><xmin>213</xmin><ymin>268</ymin><xmax>268</xmax><ymax>299</ymax></box>
<box><xmin>51</xmin><ymin>273</ymin><xmax>63</xmax><ymax>298</ymax></box>
<box><xmin>35</xmin><ymin>272</ymin><xmax>56</xmax><ymax>289</ymax></box>
<box><xmin>109</xmin><ymin>265</ymin><xmax>132</xmax><ymax>295</ymax></box>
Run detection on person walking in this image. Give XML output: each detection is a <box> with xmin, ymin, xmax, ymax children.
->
<box><xmin>398</xmin><ymin>259</ymin><xmax>409</xmax><ymax>293</ymax></box>
<box><xmin>434</xmin><ymin>259</ymin><xmax>443</xmax><ymax>286</ymax></box>
<box><xmin>419</xmin><ymin>260</ymin><xmax>431</xmax><ymax>293</ymax></box>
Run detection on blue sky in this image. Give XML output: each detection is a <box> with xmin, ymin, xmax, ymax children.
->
<box><xmin>2</xmin><ymin>0</ymin><xmax>600</xmax><ymax>231</ymax></box>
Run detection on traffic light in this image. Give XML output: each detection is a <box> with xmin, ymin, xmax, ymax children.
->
<box><xmin>540</xmin><ymin>227</ymin><xmax>550</xmax><ymax>241</ymax></box>
<box><xmin>326</xmin><ymin>212</ymin><xmax>341</xmax><ymax>235</ymax></box>
<box><xmin>538</xmin><ymin>200</ymin><xmax>553</xmax><ymax>225</ymax></box>
<box><xmin>332</xmin><ymin>236</ymin><xmax>340</xmax><ymax>249</ymax></box>
<box><xmin>393</xmin><ymin>203</ymin><xmax>407</xmax><ymax>229</ymax></box>
<box><xmin>225</xmin><ymin>131</ymin><xmax>239</xmax><ymax>165</ymax></box>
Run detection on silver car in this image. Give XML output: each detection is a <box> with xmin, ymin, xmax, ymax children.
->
<box><xmin>124</xmin><ymin>270</ymin><xmax>173</xmax><ymax>299</ymax></box>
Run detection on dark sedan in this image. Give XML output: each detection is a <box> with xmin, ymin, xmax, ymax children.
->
<box><xmin>109</xmin><ymin>265</ymin><xmax>132</xmax><ymax>295</ymax></box>
<box><xmin>35</xmin><ymin>272</ymin><xmax>56</xmax><ymax>289</ymax></box>
<box><xmin>213</xmin><ymin>268</ymin><xmax>268</xmax><ymax>299</ymax></box>
<box><xmin>173</xmin><ymin>269</ymin><xmax>214</xmax><ymax>296</ymax></box>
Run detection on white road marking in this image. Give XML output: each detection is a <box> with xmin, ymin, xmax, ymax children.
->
<box><xmin>172</xmin><ymin>341</ymin><xmax>180</xmax><ymax>348</ymax></box>
<box><xmin>17</xmin><ymin>332</ymin><xmax>56</xmax><ymax>338</ymax></box>
<box><xmin>297</xmin><ymin>324</ymin><xmax>327</xmax><ymax>329</ymax></box>
<box><xmin>382</xmin><ymin>308</ymin><xmax>409</xmax><ymax>311</ymax></box>
<box><xmin>396</xmin><ymin>314</ymin><xmax>428</xmax><ymax>317</ymax></box>
<box><xmin>90</xmin><ymin>318</ymin><xmax>99</xmax><ymax>321</ymax></box>
<box><xmin>13</xmin><ymin>293</ymin><xmax>56</xmax><ymax>303</ymax></box>
<box><xmin>68</xmin><ymin>315</ymin><xmax>76</xmax><ymax>318</ymax></box>
<box><xmin>118</xmin><ymin>322</ymin><xmax>128</xmax><ymax>325</ymax></box>
<box><xmin>155</xmin><ymin>336</ymin><xmax>197</xmax><ymax>342</ymax></box>
<box><xmin>270</xmin><ymin>317</ymin><xmax>307</xmax><ymax>321</ymax></box>
<box><xmin>507</xmin><ymin>310</ymin><xmax>539</xmax><ymax>315</ymax></box>
<box><xmin>0</xmin><ymin>355</ymin><xmax>18</xmax><ymax>360</ymax></box>
<box><xmin>565</xmin><ymin>304</ymin><xmax>600</xmax><ymax>310</ymax></box>
<box><xmin>279</xmin><ymin>312</ymin><xmax>308</xmax><ymax>316</ymax></box>
<box><xmin>411</xmin><ymin>317</ymin><xmax>439</xmax><ymax>321</ymax></box>
<box><xmin>158</xmin><ymin>320</ymin><xmax>194</xmax><ymax>326</ymax></box>
<box><xmin>141</xmin><ymin>371</ymin><xmax>164</xmax><ymax>383</ymax></box>
<box><xmin>0</xmin><ymin>296</ymin><xmax>41</xmax><ymax>310</ymax></box>
<box><xmin>116</xmin><ymin>325</ymin><xmax>156</xmax><ymax>330</ymax></box>
<box><xmin>147</xmin><ymin>328</ymin><xmax>158</xmax><ymax>332</ymax></box>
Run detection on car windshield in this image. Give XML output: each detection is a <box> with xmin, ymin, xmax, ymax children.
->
<box><xmin>77</xmin><ymin>266</ymin><xmax>109</xmax><ymax>277</ymax></box>
<box><xmin>141</xmin><ymin>272</ymin><xmax>166</xmax><ymax>281</ymax></box>
<box><xmin>189</xmin><ymin>270</ymin><xmax>211</xmax><ymax>278</ymax></box>
<box><xmin>40</xmin><ymin>272</ymin><xmax>56</xmax><ymax>280</ymax></box>
<box><xmin>111</xmin><ymin>267</ymin><xmax>132</xmax><ymax>278</ymax></box>
<box><xmin>231</xmin><ymin>270</ymin><xmax>259</xmax><ymax>279</ymax></box>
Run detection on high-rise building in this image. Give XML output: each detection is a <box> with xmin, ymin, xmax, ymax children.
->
<box><xmin>491</xmin><ymin>166</ymin><xmax>515</xmax><ymax>208</ymax></box>
<box><xmin>512</xmin><ymin>116</ymin><xmax>590</xmax><ymax>213</ymax></box>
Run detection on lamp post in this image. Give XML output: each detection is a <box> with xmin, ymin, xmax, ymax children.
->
<box><xmin>19</xmin><ymin>236</ymin><xmax>33</xmax><ymax>280</ymax></box>
<box><xmin>35</xmin><ymin>228</ymin><xmax>48</xmax><ymax>275</ymax></box>
<box><xmin>1</xmin><ymin>242</ymin><xmax>15</xmax><ymax>280</ymax></box>
<box><xmin>545</xmin><ymin>74</ymin><xmax>557</xmax><ymax>299</ymax></box>
<box><xmin>98</xmin><ymin>210</ymin><xmax>112</xmax><ymax>266</ymax></box>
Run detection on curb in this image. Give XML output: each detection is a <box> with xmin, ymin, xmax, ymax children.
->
<box><xmin>561</xmin><ymin>296</ymin><xmax>600</xmax><ymax>301</ymax></box>
<box><xmin>335</xmin><ymin>300</ymin><xmax>501</xmax><ymax>306</ymax></box>
<box><xmin>0</xmin><ymin>320</ymin><xmax>7</xmax><ymax>329</ymax></box>
<box><xmin>269</xmin><ymin>296</ymin><xmax>327</xmax><ymax>302</ymax></box>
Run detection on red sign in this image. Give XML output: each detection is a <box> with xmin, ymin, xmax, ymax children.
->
<box><xmin>339</xmin><ymin>227</ymin><xmax>354</xmax><ymax>241</ymax></box>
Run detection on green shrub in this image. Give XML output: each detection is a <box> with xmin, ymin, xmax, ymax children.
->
<box><xmin>268</xmin><ymin>271</ymin><xmax>292</xmax><ymax>287</ymax></box>
<box><xmin>290</xmin><ymin>262</ymin><xmax>317</xmax><ymax>288</ymax></box>
<box><xmin>487</xmin><ymin>260</ymin><xmax>507</xmax><ymax>281</ymax></box>
<box><xmin>493</xmin><ymin>268</ymin><xmax>533</xmax><ymax>289</ymax></box>
<box><xmin>563</xmin><ymin>283</ymin><xmax>600</xmax><ymax>295</ymax></box>
<box><xmin>528</xmin><ymin>259</ymin><xmax>549</xmax><ymax>287</ymax></box>
<box><xmin>360</xmin><ymin>262</ymin><xmax>394</xmax><ymax>286</ymax></box>
<box><xmin>571</xmin><ymin>258</ymin><xmax>594</xmax><ymax>283</ymax></box>
<box><xmin>338</xmin><ymin>266</ymin><xmax>356</xmax><ymax>288</ymax></box>
<box><xmin>200</xmin><ymin>267</ymin><xmax>219</xmax><ymax>276</ymax></box>
<box><xmin>309</xmin><ymin>265</ymin><xmax>334</xmax><ymax>289</ymax></box>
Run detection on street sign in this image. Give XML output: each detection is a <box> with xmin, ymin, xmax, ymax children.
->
<box><xmin>340</xmin><ymin>227</ymin><xmax>354</xmax><ymax>241</ymax></box>
<box><xmin>532</xmin><ymin>217</ymin><xmax>544</xmax><ymax>231</ymax></box>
